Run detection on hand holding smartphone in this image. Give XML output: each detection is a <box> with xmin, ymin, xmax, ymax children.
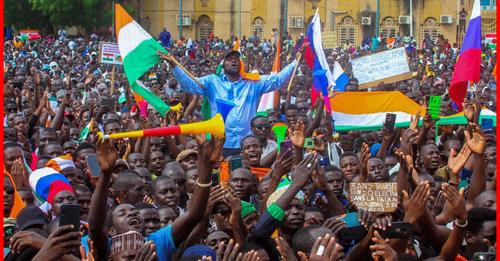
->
<box><xmin>85</xmin><ymin>154</ymin><xmax>101</xmax><ymax>177</ymax></box>
<box><xmin>59</xmin><ymin>204</ymin><xmax>81</xmax><ymax>231</ymax></box>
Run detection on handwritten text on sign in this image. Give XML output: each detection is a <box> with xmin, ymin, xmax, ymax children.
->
<box><xmin>351</xmin><ymin>47</ymin><xmax>410</xmax><ymax>86</ymax></box>
<box><xmin>99</xmin><ymin>42</ymin><xmax>122</xmax><ymax>65</ymax></box>
<box><xmin>349</xmin><ymin>182</ymin><xmax>398</xmax><ymax>212</ymax></box>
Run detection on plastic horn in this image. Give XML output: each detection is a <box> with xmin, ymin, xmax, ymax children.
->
<box><xmin>170</xmin><ymin>103</ymin><xmax>183</xmax><ymax>113</ymax></box>
<box><xmin>99</xmin><ymin>113</ymin><xmax>225</xmax><ymax>140</ymax></box>
<box><xmin>215</xmin><ymin>99</ymin><xmax>236</xmax><ymax>121</ymax></box>
<box><xmin>272</xmin><ymin>122</ymin><xmax>288</xmax><ymax>153</ymax></box>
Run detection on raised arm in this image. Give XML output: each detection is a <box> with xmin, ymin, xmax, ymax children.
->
<box><xmin>464</xmin><ymin>124</ymin><xmax>486</xmax><ymax>206</ymax></box>
<box><xmin>160</xmin><ymin>53</ymin><xmax>210</xmax><ymax>96</ymax></box>
<box><xmin>258</xmin><ymin>59</ymin><xmax>297</xmax><ymax>94</ymax></box>
<box><xmin>171</xmin><ymin>136</ymin><xmax>224</xmax><ymax>246</ymax></box>
<box><xmin>89</xmin><ymin>140</ymin><xmax>118</xmax><ymax>258</ymax></box>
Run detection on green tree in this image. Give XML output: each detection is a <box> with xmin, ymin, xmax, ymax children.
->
<box><xmin>5</xmin><ymin>0</ymin><xmax>50</xmax><ymax>30</ymax></box>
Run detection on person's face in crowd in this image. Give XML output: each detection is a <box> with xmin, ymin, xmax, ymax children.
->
<box><xmin>151</xmin><ymin>80</ymin><xmax>160</xmax><ymax>94</ymax></box>
<box><xmin>170</xmin><ymin>91</ymin><xmax>182</xmax><ymax>105</ymax></box>
<box><xmin>185</xmin><ymin>169</ymin><xmax>198</xmax><ymax>194</ymax></box>
<box><xmin>63</xmin><ymin>141</ymin><xmax>78</xmax><ymax>155</ymax></box>
<box><xmin>111</xmin><ymin>204</ymin><xmax>144</xmax><ymax>235</ymax></box>
<box><xmin>484</xmin><ymin>146</ymin><xmax>496</xmax><ymax>165</ymax></box>
<box><xmin>296</xmin><ymin>102</ymin><xmax>309</xmax><ymax>115</ymax></box>
<box><xmin>154</xmin><ymin>179</ymin><xmax>180</xmax><ymax>208</ymax></box>
<box><xmin>345</xmin><ymin>83</ymin><xmax>358</xmax><ymax>92</ymax></box>
<box><xmin>4</xmin><ymin>146</ymin><xmax>23</xmax><ymax>172</ymax></box>
<box><xmin>340</xmin><ymin>155</ymin><xmax>361</xmax><ymax>182</ymax></box>
<box><xmin>120</xmin><ymin>112</ymin><xmax>131</xmax><ymax>128</ymax></box>
<box><xmin>324</xmin><ymin>170</ymin><xmax>344</xmax><ymax>197</ymax></box>
<box><xmin>256</xmin><ymin>178</ymin><xmax>271</xmax><ymax>199</ymax></box>
<box><xmin>138</xmin><ymin>208</ymin><xmax>160</xmax><ymax>236</ymax></box>
<box><xmin>441</xmin><ymin>139</ymin><xmax>462</xmax><ymax>164</ymax></box>
<box><xmin>420</xmin><ymin>144</ymin><xmax>440</xmax><ymax>172</ymax></box>
<box><xmin>252</xmin><ymin>117</ymin><xmax>271</xmax><ymax>142</ymax></box>
<box><xmin>285</xmin><ymin>109</ymin><xmax>299</xmax><ymax>126</ymax></box>
<box><xmin>304</xmin><ymin>210</ymin><xmax>325</xmax><ymax>227</ymax></box>
<box><xmin>7</xmin><ymin>113</ymin><xmax>17</xmax><ymax>128</ymax></box>
<box><xmin>4</xmin><ymin>128</ymin><xmax>17</xmax><ymax>142</ymax></box>
<box><xmin>76</xmin><ymin>148</ymin><xmax>96</xmax><ymax>170</ymax></box>
<box><xmin>384</xmin><ymin>156</ymin><xmax>398</xmax><ymax>173</ymax></box>
<box><xmin>229</xmin><ymin>168</ymin><xmax>253</xmax><ymax>200</ymax></box>
<box><xmin>185</xmin><ymin>139</ymin><xmax>198</xmax><ymax>151</ymax></box>
<box><xmin>297</xmin><ymin>90</ymin><xmax>308</xmax><ymax>101</ymax></box>
<box><xmin>465</xmin><ymin>220</ymin><xmax>496</xmax><ymax>256</ymax></box>
<box><xmin>69</xmin><ymin>127</ymin><xmax>80</xmax><ymax>141</ymax></box>
<box><xmin>241</xmin><ymin>137</ymin><xmax>262</xmax><ymax>166</ymax></box>
<box><xmin>4</xmin><ymin>177</ymin><xmax>14</xmax><ymax>216</ymax></box>
<box><xmin>149</xmin><ymin>151</ymin><xmax>166</xmax><ymax>174</ymax></box>
<box><xmin>180</xmin><ymin>154</ymin><xmax>198</xmax><ymax>171</ymax></box>
<box><xmin>485</xmin><ymin>162</ymin><xmax>496</xmax><ymax>190</ymax></box>
<box><xmin>366</xmin><ymin>158</ymin><xmax>389</xmax><ymax>182</ymax></box>
<box><xmin>44</xmin><ymin>143</ymin><xmax>64</xmax><ymax>158</ymax></box>
<box><xmin>61</xmin><ymin>167</ymin><xmax>79</xmax><ymax>187</ymax></box>
<box><xmin>105</xmin><ymin>122</ymin><xmax>121</xmax><ymax>135</ymax></box>
<box><xmin>82</xmin><ymin>111</ymin><xmax>91</xmax><ymax>123</ymax></box>
<box><xmin>38</xmin><ymin>130</ymin><xmax>57</xmax><ymax>152</ymax></box>
<box><xmin>223</xmin><ymin>54</ymin><xmax>241</xmax><ymax>76</ymax></box>
<box><xmin>267</xmin><ymin>115</ymin><xmax>278</xmax><ymax>127</ymax></box>
<box><xmin>150</xmin><ymin>137</ymin><xmax>164</xmax><ymax>152</ymax></box>
<box><xmin>135</xmin><ymin>168</ymin><xmax>152</xmax><ymax>195</ymax></box>
<box><xmin>158</xmin><ymin>207</ymin><xmax>178</xmax><ymax>227</ymax></box>
<box><xmin>13</xmin><ymin>115</ymin><xmax>27</xmax><ymax>136</ymax></box>
<box><xmin>128</xmin><ymin>153</ymin><xmax>147</xmax><ymax>169</ymax></box>
<box><xmin>51</xmin><ymin>190</ymin><xmax>79</xmax><ymax>217</ymax></box>
<box><xmin>164</xmin><ymin>167</ymin><xmax>187</xmax><ymax>196</ymax></box>
<box><xmin>206</xmin><ymin>231</ymin><xmax>231</xmax><ymax>250</ymax></box>
<box><xmin>242</xmin><ymin>212</ymin><xmax>258</xmax><ymax>233</ymax></box>
<box><xmin>282</xmin><ymin>198</ymin><xmax>305</xmax><ymax>232</ymax></box>
<box><xmin>76</xmin><ymin>189</ymin><xmax>91</xmax><ymax>221</ymax></box>
<box><xmin>475</xmin><ymin>191</ymin><xmax>496</xmax><ymax>210</ymax></box>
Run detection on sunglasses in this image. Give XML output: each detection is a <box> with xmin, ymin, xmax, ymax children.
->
<box><xmin>255</xmin><ymin>124</ymin><xmax>271</xmax><ymax>130</ymax></box>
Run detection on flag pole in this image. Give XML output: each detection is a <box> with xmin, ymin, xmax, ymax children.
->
<box><xmin>159</xmin><ymin>52</ymin><xmax>206</xmax><ymax>90</ymax></box>
<box><xmin>286</xmin><ymin>52</ymin><xmax>301</xmax><ymax>92</ymax></box>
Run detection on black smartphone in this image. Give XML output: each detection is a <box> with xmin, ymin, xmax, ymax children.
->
<box><xmin>229</xmin><ymin>156</ymin><xmax>243</xmax><ymax>172</ymax></box>
<box><xmin>337</xmin><ymin>225</ymin><xmax>366</xmax><ymax>244</ymax></box>
<box><xmin>384</xmin><ymin>113</ymin><xmax>397</xmax><ymax>133</ymax></box>
<box><xmin>59</xmin><ymin>204</ymin><xmax>81</xmax><ymax>230</ymax></box>
<box><xmin>379</xmin><ymin>222</ymin><xmax>412</xmax><ymax>238</ymax></box>
<box><xmin>85</xmin><ymin>154</ymin><xmax>101</xmax><ymax>177</ymax></box>
<box><xmin>211</xmin><ymin>173</ymin><xmax>220</xmax><ymax>186</ymax></box>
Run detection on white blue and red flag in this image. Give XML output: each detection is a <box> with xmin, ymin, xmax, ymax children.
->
<box><xmin>449</xmin><ymin>0</ymin><xmax>482</xmax><ymax>111</ymax></box>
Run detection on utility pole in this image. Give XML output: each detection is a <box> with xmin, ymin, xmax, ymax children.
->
<box><xmin>376</xmin><ymin>0</ymin><xmax>380</xmax><ymax>36</ymax></box>
<box><xmin>179</xmin><ymin>0</ymin><xmax>183</xmax><ymax>38</ymax></box>
<box><xmin>409</xmin><ymin>0</ymin><xmax>413</xmax><ymax>37</ymax></box>
<box><xmin>283</xmin><ymin>0</ymin><xmax>288</xmax><ymax>35</ymax></box>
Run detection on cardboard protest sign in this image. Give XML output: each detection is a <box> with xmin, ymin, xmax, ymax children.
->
<box><xmin>351</xmin><ymin>47</ymin><xmax>411</xmax><ymax>89</ymax></box>
<box><xmin>349</xmin><ymin>182</ymin><xmax>398</xmax><ymax>212</ymax></box>
<box><xmin>99</xmin><ymin>42</ymin><xmax>122</xmax><ymax>65</ymax></box>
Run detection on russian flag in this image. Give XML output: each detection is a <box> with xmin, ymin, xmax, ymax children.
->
<box><xmin>29</xmin><ymin>167</ymin><xmax>74</xmax><ymax>204</ymax></box>
<box><xmin>304</xmin><ymin>9</ymin><xmax>335</xmax><ymax>113</ymax></box>
<box><xmin>449</xmin><ymin>0</ymin><xmax>481</xmax><ymax>111</ymax></box>
<box><xmin>332</xmin><ymin>61</ymin><xmax>349</xmax><ymax>92</ymax></box>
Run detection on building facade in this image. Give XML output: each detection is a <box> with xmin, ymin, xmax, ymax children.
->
<box><xmin>140</xmin><ymin>0</ymin><xmax>496</xmax><ymax>47</ymax></box>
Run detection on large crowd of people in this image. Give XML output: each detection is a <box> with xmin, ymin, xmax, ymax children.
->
<box><xmin>2</xmin><ymin>25</ymin><xmax>496</xmax><ymax>261</ymax></box>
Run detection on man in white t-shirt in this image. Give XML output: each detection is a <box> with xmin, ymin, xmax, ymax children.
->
<box><xmin>250</xmin><ymin>115</ymin><xmax>277</xmax><ymax>159</ymax></box>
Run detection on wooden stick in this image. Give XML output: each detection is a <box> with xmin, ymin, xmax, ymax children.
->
<box><xmin>168</xmin><ymin>56</ymin><xmax>206</xmax><ymax>90</ymax></box>
<box><xmin>110</xmin><ymin>65</ymin><xmax>116</xmax><ymax>95</ymax></box>
<box><xmin>286</xmin><ymin>52</ymin><xmax>302</xmax><ymax>92</ymax></box>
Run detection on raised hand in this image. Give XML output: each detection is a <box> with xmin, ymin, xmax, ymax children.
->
<box><xmin>441</xmin><ymin>183</ymin><xmax>467</xmax><ymax>222</ymax></box>
<box><xmin>312</xmin><ymin>163</ymin><xmax>329</xmax><ymax>192</ymax></box>
<box><xmin>369</xmin><ymin>230</ymin><xmax>398</xmax><ymax>261</ymax></box>
<box><xmin>9</xmin><ymin>230</ymin><xmax>46</xmax><ymax>254</ymax></box>
<box><xmin>216</xmin><ymin>239</ymin><xmax>242</xmax><ymax>261</ymax></box>
<box><xmin>275</xmin><ymin>236</ymin><xmax>299</xmax><ymax>261</ymax></box>
<box><xmin>274</xmin><ymin>147</ymin><xmax>295</xmax><ymax>178</ymax></box>
<box><xmin>322</xmin><ymin>217</ymin><xmax>347</xmax><ymax>239</ymax></box>
<box><xmin>298</xmin><ymin>233</ymin><xmax>344</xmax><ymax>261</ymax></box>
<box><xmin>96</xmin><ymin>139</ymin><xmax>118</xmax><ymax>173</ymax></box>
<box><xmin>402</xmin><ymin>182</ymin><xmax>430</xmax><ymax>224</ymax></box>
<box><xmin>360</xmin><ymin>143</ymin><xmax>371</xmax><ymax>182</ymax></box>
<box><xmin>290</xmin><ymin>153</ymin><xmax>318</xmax><ymax>188</ymax></box>
<box><xmin>196</xmin><ymin>134</ymin><xmax>225</xmax><ymax>164</ymax></box>
<box><xmin>464</xmin><ymin>123</ymin><xmax>486</xmax><ymax>154</ymax></box>
<box><xmin>205</xmin><ymin>185</ymin><xmax>226</xmax><ymax>216</ymax></box>
<box><xmin>32</xmin><ymin>225</ymin><xmax>82</xmax><ymax>261</ymax></box>
<box><xmin>399</xmin><ymin>128</ymin><xmax>419</xmax><ymax>156</ymax></box>
<box><xmin>462</xmin><ymin>100</ymin><xmax>475</xmax><ymax>123</ymax></box>
<box><xmin>409</xmin><ymin>109</ymin><xmax>421</xmax><ymax>130</ymax></box>
<box><xmin>289</xmin><ymin>120</ymin><xmax>306</xmax><ymax>149</ymax></box>
<box><xmin>447</xmin><ymin>145</ymin><xmax>472</xmax><ymax>176</ymax></box>
<box><xmin>134</xmin><ymin>241</ymin><xmax>157</xmax><ymax>261</ymax></box>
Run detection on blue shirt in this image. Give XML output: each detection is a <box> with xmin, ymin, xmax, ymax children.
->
<box><xmin>81</xmin><ymin>225</ymin><xmax>176</xmax><ymax>261</ymax></box>
<box><xmin>173</xmin><ymin>60</ymin><xmax>297</xmax><ymax>149</ymax></box>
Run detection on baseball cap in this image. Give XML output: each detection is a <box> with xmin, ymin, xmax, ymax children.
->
<box><xmin>176</xmin><ymin>149</ymin><xmax>198</xmax><ymax>162</ymax></box>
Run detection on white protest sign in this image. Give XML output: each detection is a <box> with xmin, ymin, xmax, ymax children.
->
<box><xmin>351</xmin><ymin>47</ymin><xmax>411</xmax><ymax>89</ymax></box>
<box><xmin>99</xmin><ymin>42</ymin><xmax>122</xmax><ymax>65</ymax></box>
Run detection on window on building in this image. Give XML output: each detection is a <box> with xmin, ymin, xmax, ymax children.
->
<box><xmin>380</xmin><ymin>17</ymin><xmax>399</xmax><ymax>38</ymax></box>
<box><xmin>337</xmin><ymin>16</ymin><xmax>358</xmax><ymax>46</ymax></box>
<box><xmin>252</xmin><ymin>17</ymin><xmax>265</xmax><ymax>40</ymax></box>
<box><xmin>420</xmin><ymin>18</ymin><xmax>440</xmax><ymax>41</ymax></box>
<box><xmin>196</xmin><ymin>15</ymin><xmax>213</xmax><ymax>41</ymax></box>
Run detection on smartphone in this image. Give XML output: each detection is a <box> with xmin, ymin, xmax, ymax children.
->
<box><xmin>379</xmin><ymin>222</ymin><xmax>412</xmax><ymax>238</ymax></box>
<box><xmin>473</xmin><ymin>252</ymin><xmax>496</xmax><ymax>261</ymax></box>
<box><xmin>280</xmin><ymin>140</ymin><xmax>293</xmax><ymax>157</ymax></box>
<box><xmin>211</xmin><ymin>173</ymin><xmax>220</xmax><ymax>186</ymax></box>
<box><xmin>384</xmin><ymin>113</ymin><xmax>397</xmax><ymax>133</ymax></box>
<box><xmin>304</xmin><ymin>138</ymin><xmax>314</xmax><ymax>149</ymax></box>
<box><xmin>428</xmin><ymin>95</ymin><xmax>441</xmax><ymax>120</ymax></box>
<box><xmin>85</xmin><ymin>154</ymin><xmax>101</xmax><ymax>177</ymax></box>
<box><xmin>101</xmin><ymin>98</ymin><xmax>115</xmax><ymax>108</ymax></box>
<box><xmin>337</xmin><ymin>225</ymin><xmax>366</xmax><ymax>244</ymax></box>
<box><xmin>481</xmin><ymin>118</ymin><xmax>493</xmax><ymax>132</ymax></box>
<box><xmin>229</xmin><ymin>156</ymin><xmax>243</xmax><ymax>172</ymax></box>
<box><xmin>59</xmin><ymin>204</ymin><xmax>81</xmax><ymax>231</ymax></box>
<box><xmin>411</xmin><ymin>143</ymin><xmax>418</xmax><ymax>164</ymax></box>
<box><xmin>319</xmin><ymin>157</ymin><xmax>330</xmax><ymax>167</ymax></box>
